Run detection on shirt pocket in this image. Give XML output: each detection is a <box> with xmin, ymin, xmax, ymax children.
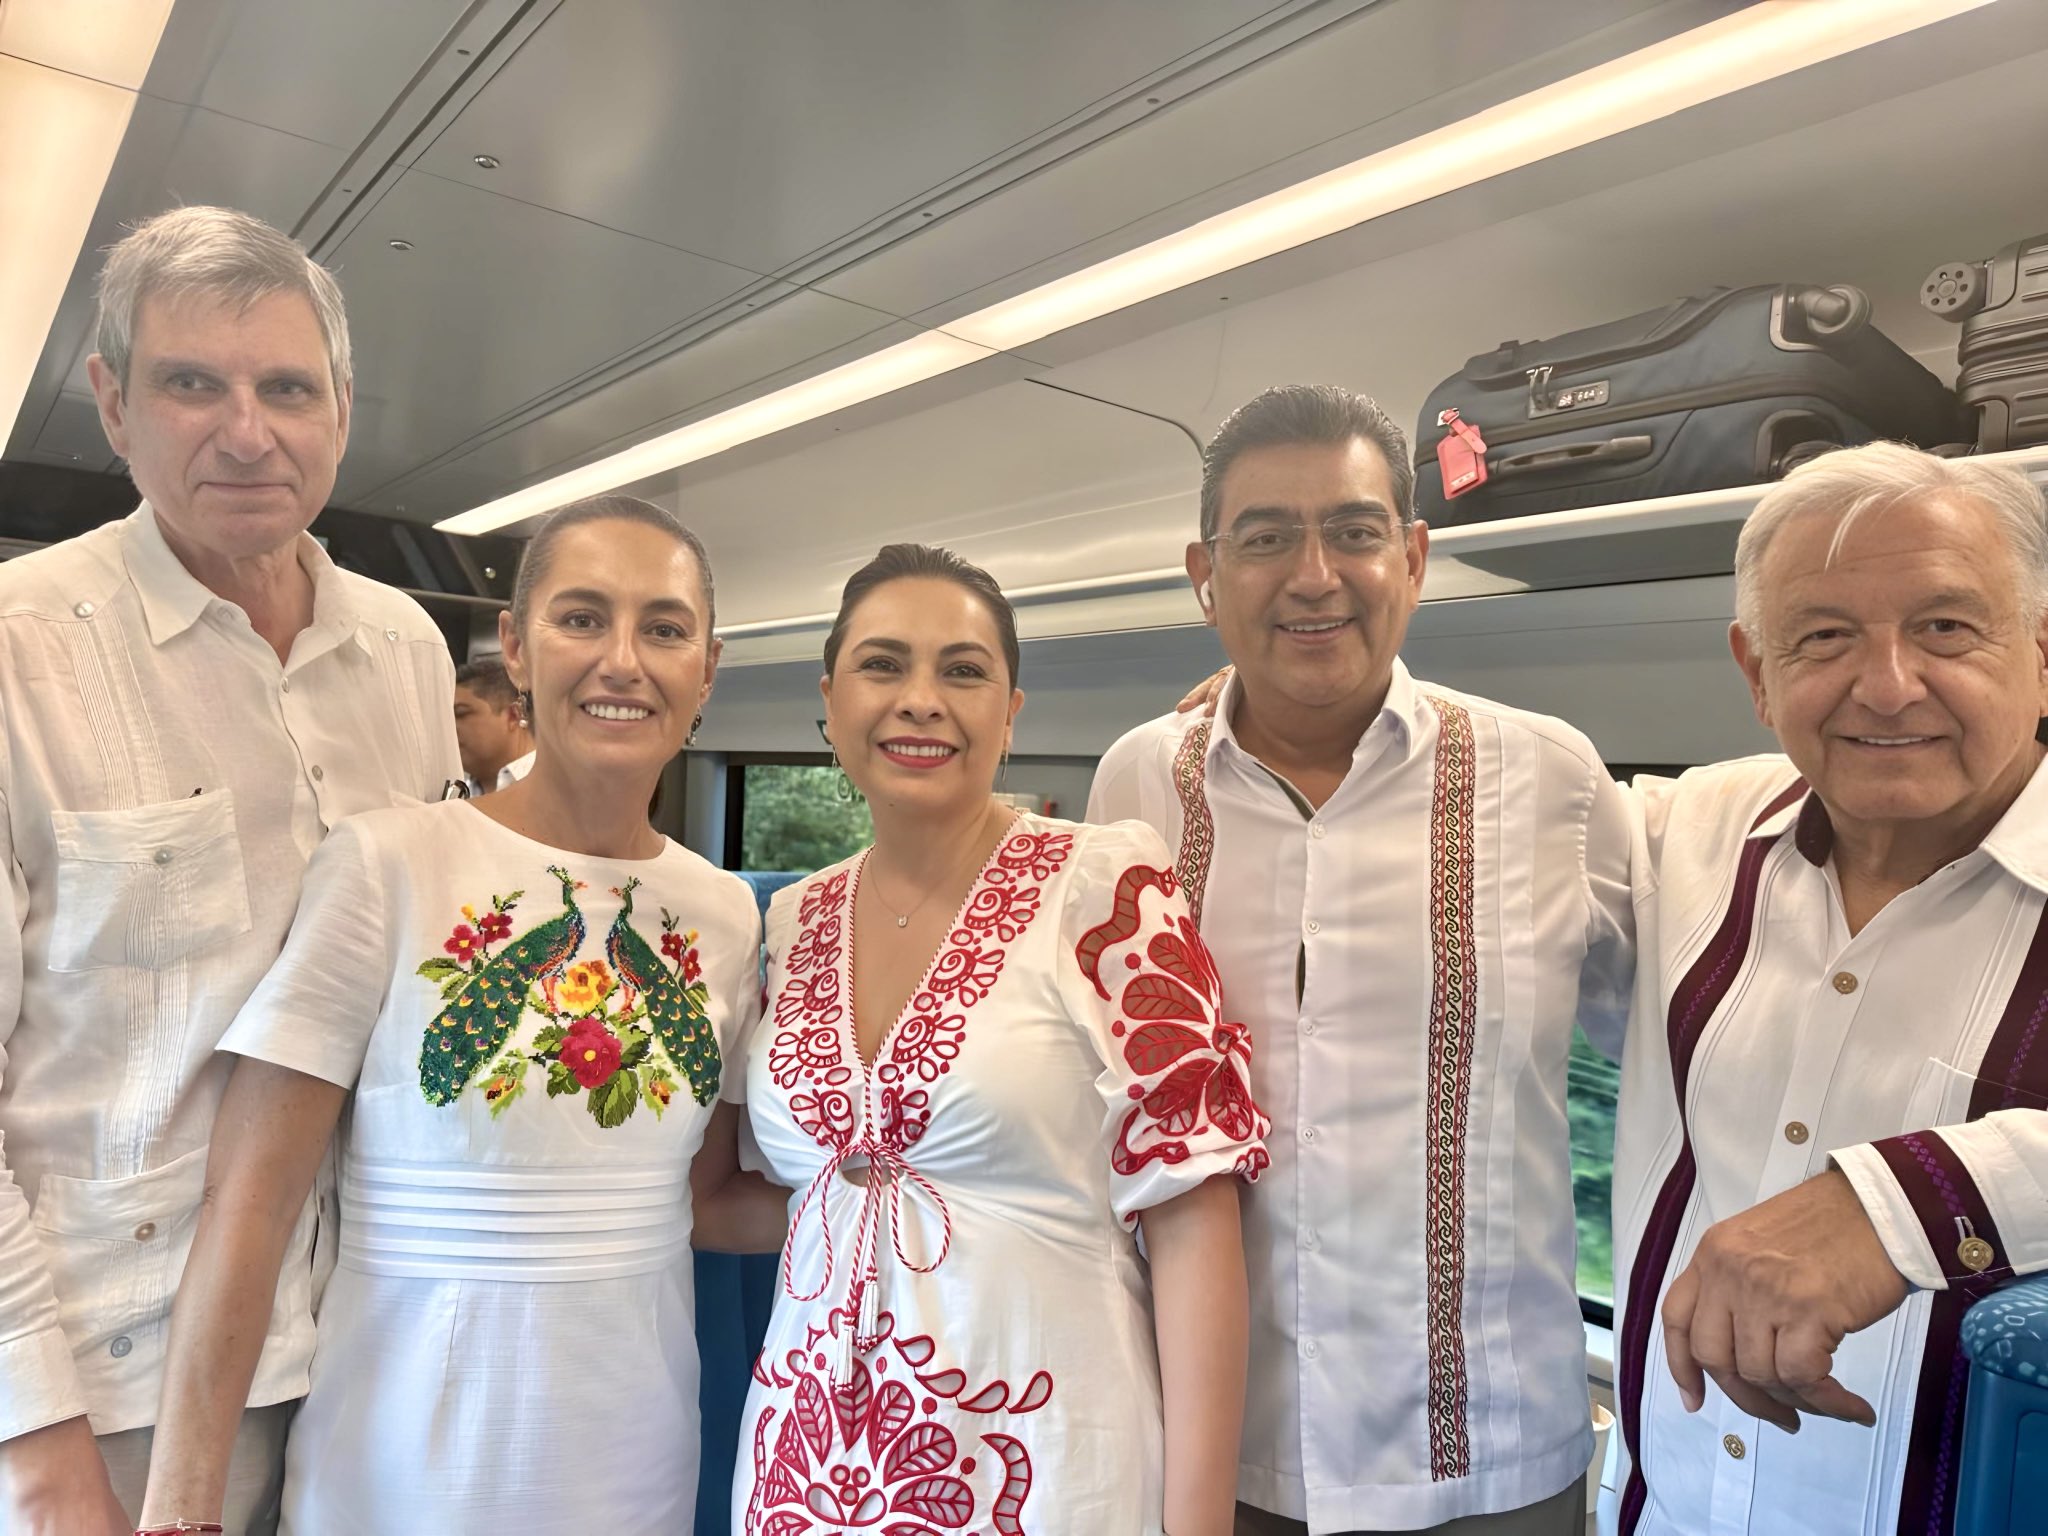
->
<box><xmin>45</xmin><ymin>793</ymin><xmax>253</xmax><ymax>973</ymax></box>
<box><xmin>27</xmin><ymin>1143</ymin><xmax>210</xmax><ymax>1361</ymax></box>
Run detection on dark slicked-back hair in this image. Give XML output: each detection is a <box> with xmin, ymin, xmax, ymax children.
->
<box><xmin>509</xmin><ymin>494</ymin><xmax>716</xmax><ymax>635</ymax></box>
<box><xmin>823</xmin><ymin>543</ymin><xmax>1021</xmax><ymax>686</ymax></box>
<box><xmin>1199</xmin><ymin>384</ymin><xmax>1414</xmax><ymax>540</ymax></box>
<box><xmin>455</xmin><ymin>655</ymin><xmax>519</xmax><ymax>709</ymax></box>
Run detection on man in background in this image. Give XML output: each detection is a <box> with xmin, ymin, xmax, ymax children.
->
<box><xmin>454</xmin><ymin>654</ymin><xmax>534</xmax><ymax>794</ymax></box>
<box><xmin>0</xmin><ymin>206</ymin><xmax>459</xmax><ymax>1534</ymax></box>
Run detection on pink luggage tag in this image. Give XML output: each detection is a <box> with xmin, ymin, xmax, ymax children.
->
<box><xmin>1435</xmin><ymin>408</ymin><xmax>1488</xmax><ymax>498</ymax></box>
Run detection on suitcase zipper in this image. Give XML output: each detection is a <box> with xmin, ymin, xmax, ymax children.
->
<box><xmin>1411</xmin><ymin>373</ymin><xmax>1923</xmax><ymax>467</ymax></box>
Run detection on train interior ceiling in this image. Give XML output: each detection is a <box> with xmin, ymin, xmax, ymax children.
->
<box><xmin>2</xmin><ymin>0</ymin><xmax>2044</xmax><ymax>777</ymax></box>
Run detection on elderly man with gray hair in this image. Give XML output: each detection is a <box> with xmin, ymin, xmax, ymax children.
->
<box><xmin>1612</xmin><ymin>442</ymin><xmax>2048</xmax><ymax>1533</ymax></box>
<box><xmin>0</xmin><ymin>208</ymin><xmax>458</xmax><ymax>1533</ymax></box>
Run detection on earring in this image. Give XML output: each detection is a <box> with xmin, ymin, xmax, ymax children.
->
<box><xmin>516</xmin><ymin>689</ymin><xmax>533</xmax><ymax>728</ymax></box>
<box><xmin>831</xmin><ymin>744</ymin><xmax>861</xmax><ymax>805</ymax></box>
<box><xmin>687</xmin><ymin>711</ymin><xmax>703</xmax><ymax>746</ymax></box>
<box><xmin>999</xmin><ymin>746</ymin><xmax>1011</xmax><ymax>788</ymax></box>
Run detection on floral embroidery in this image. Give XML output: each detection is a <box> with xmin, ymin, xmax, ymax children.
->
<box><xmin>769</xmin><ymin>828</ymin><xmax>1072</xmax><ymax>1366</ymax></box>
<box><xmin>745</xmin><ymin>1306</ymin><xmax>1047</xmax><ymax>1536</ymax></box>
<box><xmin>767</xmin><ymin>830</ymin><xmax>1074</xmax><ymax>1154</ymax></box>
<box><xmin>413</xmin><ymin>867</ymin><xmax>720</xmax><ymax>1125</ymax></box>
<box><xmin>1075</xmin><ymin>863</ymin><xmax>1270</xmax><ymax>1208</ymax></box>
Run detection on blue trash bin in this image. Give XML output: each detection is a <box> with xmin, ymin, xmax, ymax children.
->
<box><xmin>1956</xmin><ymin>1273</ymin><xmax>2048</xmax><ymax>1534</ymax></box>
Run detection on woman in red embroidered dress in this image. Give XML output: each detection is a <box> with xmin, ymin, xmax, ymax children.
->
<box><xmin>731</xmin><ymin>545</ymin><xmax>1269</xmax><ymax>1536</ymax></box>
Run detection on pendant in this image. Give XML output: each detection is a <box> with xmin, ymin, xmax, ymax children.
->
<box><xmin>895</xmin><ymin>915</ymin><xmax>908</xmax><ymax>928</ymax></box>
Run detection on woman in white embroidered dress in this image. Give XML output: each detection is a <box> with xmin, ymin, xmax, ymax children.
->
<box><xmin>731</xmin><ymin>544</ymin><xmax>1269</xmax><ymax>1536</ymax></box>
<box><xmin>138</xmin><ymin>496</ymin><xmax>786</xmax><ymax>1534</ymax></box>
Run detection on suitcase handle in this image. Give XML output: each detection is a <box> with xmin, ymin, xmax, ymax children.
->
<box><xmin>1491</xmin><ymin>434</ymin><xmax>1654</xmax><ymax>479</ymax></box>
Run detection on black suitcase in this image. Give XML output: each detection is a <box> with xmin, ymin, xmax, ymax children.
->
<box><xmin>1923</xmin><ymin>232</ymin><xmax>2048</xmax><ymax>453</ymax></box>
<box><xmin>1412</xmin><ymin>284</ymin><xmax>1963</xmax><ymax>527</ymax></box>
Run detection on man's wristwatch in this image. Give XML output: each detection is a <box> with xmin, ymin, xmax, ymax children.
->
<box><xmin>136</xmin><ymin>1523</ymin><xmax>225</xmax><ymax>1534</ymax></box>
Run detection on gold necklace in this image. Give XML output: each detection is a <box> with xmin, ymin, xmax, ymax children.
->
<box><xmin>867</xmin><ymin>808</ymin><xmax>1001</xmax><ymax>929</ymax></box>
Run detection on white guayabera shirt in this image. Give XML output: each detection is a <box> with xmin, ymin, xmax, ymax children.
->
<box><xmin>0</xmin><ymin>505</ymin><xmax>459</xmax><ymax>1440</ymax></box>
<box><xmin>1614</xmin><ymin>756</ymin><xmax>2048</xmax><ymax>1536</ymax></box>
<box><xmin>1089</xmin><ymin>661</ymin><xmax>1635</xmax><ymax>1533</ymax></box>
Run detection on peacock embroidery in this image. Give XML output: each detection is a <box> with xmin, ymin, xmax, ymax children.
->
<box><xmin>414</xmin><ymin>865</ymin><xmax>720</xmax><ymax>1127</ymax></box>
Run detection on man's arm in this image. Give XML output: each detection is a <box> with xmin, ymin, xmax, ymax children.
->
<box><xmin>1576</xmin><ymin>765</ymin><xmax>1636</xmax><ymax>1059</ymax></box>
<box><xmin>0</xmin><ymin>764</ymin><xmax>128</xmax><ymax>1533</ymax></box>
<box><xmin>1663</xmin><ymin>1108</ymin><xmax>2048</xmax><ymax>1434</ymax></box>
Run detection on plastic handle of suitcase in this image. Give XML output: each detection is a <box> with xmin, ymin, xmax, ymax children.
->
<box><xmin>1788</xmin><ymin>284</ymin><xmax>1871</xmax><ymax>341</ymax></box>
<box><xmin>1490</xmin><ymin>434</ymin><xmax>1654</xmax><ymax>479</ymax></box>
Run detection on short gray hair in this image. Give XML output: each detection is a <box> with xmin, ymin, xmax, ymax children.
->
<box><xmin>1200</xmin><ymin>384</ymin><xmax>1414</xmax><ymax>541</ymax></box>
<box><xmin>1734</xmin><ymin>441</ymin><xmax>2048</xmax><ymax>638</ymax></box>
<box><xmin>95</xmin><ymin>206</ymin><xmax>353</xmax><ymax>396</ymax></box>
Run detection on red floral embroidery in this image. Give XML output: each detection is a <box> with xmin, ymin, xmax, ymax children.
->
<box><xmin>444</xmin><ymin>924</ymin><xmax>483</xmax><ymax>962</ymax></box>
<box><xmin>745</xmin><ymin>1308</ymin><xmax>1048</xmax><ymax>1536</ymax></box>
<box><xmin>1076</xmin><ymin>863</ymin><xmax>1269</xmax><ymax>1204</ymax></box>
<box><xmin>766</xmin><ymin>830</ymin><xmax>1073</xmax><ymax>1154</ymax></box>
<box><xmin>558</xmin><ymin>1015</ymin><xmax>623</xmax><ymax>1089</ymax></box>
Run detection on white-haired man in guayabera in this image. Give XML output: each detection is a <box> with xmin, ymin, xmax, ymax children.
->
<box><xmin>1614</xmin><ymin>442</ymin><xmax>2048</xmax><ymax>1534</ymax></box>
<box><xmin>0</xmin><ymin>207</ymin><xmax>459</xmax><ymax>1534</ymax></box>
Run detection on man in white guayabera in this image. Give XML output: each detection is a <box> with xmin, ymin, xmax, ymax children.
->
<box><xmin>0</xmin><ymin>206</ymin><xmax>459</xmax><ymax>1535</ymax></box>
<box><xmin>1091</xmin><ymin>384</ymin><xmax>1635</xmax><ymax>1535</ymax></box>
<box><xmin>1614</xmin><ymin>442</ymin><xmax>2048</xmax><ymax>1535</ymax></box>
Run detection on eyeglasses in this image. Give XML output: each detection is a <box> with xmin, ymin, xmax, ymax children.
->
<box><xmin>1206</xmin><ymin>511</ymin><xmax>1404</xmax><ymax>563</ymax></box>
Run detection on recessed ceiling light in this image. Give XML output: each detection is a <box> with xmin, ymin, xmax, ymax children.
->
<box><xmin>472</xmin><ymin>154</ymin><xmax>500</xmax><ymax>170</ymax></box>
<box><xmin>387</xmin><ymin>239</ymin><xmax>415</xmax><ymax>252</ymax></box>
<box><xmin>439</xmin><ymin>0</ymin><xmax>1992</xmax><ymax>536</ymax></box>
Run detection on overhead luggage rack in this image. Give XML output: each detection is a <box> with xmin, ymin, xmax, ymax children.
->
<box><xmin>1423</xmin><ymin>444</ymin><xmax>2048</xmax><ymax>603</ymax></box>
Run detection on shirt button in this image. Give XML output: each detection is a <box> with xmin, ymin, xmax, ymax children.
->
<box><xmin>109</xmin><ymin>1335</ymin><xmax>132</xmax><ymax>1359</ymax></box>
<box><xmin>1723</xmin><ymin>1433</ymin><xmax>1746</xmax><ymax>1461</ymax></box>
<box><xmin>281</xmin><ymin>676</ymin><xmax>292</xmax><ymax>693</ymax></box>
<box><xmin>1300</xmin><ymin>1125</ymin><xmax>1318</xmax><ymax>1144</ymax></box>
<box><xmin>152</xmin><ymin>847</ymin><xmax>174</xmax><ymax>867</ymax></box>
<box><xmin>1784</xmin><ymin>1121</ymin><xmax>1810</xmax><ymax>1145</ymax></box>
<box><xmin>133</xmin><ymin>1222</ymin><xmax>156</xmax><ymax>1242</ymax></box>
<box><xmin>1301</xmin><ymin>1339</ymin><xmax>1321</xmax><ymax>1360</ymax></box>
<box><xmin>1310</xmin><ymin>823</ymin><xmax>1327</xmax><ymax>839</ymax></box>
<box><xmin>1305</xmin><ymin>919</ymin><xmax>1322</xmax><ymax>936</ymax></box>
<box><xmin>1301</xmin><ymin>1019</ymin><xmax>1317</xmax><ymax>1036</ymax></box>
<box><xmin>310</xmin><ymin>764</ymin><xmax>325</xmax><ymax>782</ymax></box>
<box><xmin>1832</xmin><ymin>971</ymin><xmax>1859</xmax><ymax>994</ymax></box>
<box><xmin>385</xmin><ymin>627</ymin><xmax>400</xmax><ymax>641</ymax></box>
<box><xmin>1301</xmin><ymin>1228</ymin><xmax>1320</xmax><ymax>1252</ymax></box>
<box><xmin>73</xmin><ymin>600</ymin><xmax>95</xmax><ymax>618</ymax></box>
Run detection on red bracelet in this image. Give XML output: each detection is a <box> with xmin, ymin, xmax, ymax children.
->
<box><xmin>135</xmin><ymin>1524</ymin><xmax>224</xmax><ymax>1534</ymax></box>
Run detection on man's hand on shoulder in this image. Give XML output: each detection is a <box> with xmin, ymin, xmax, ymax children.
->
<box><xmin>1177</xmin><ymin>667</ymin><xmax>1232</xmax><ymax>718</ymax></box>
<box><xmin>0</xmin><ymin>1415</ymin><xmax>131</xmax><ymax>1535</ymax></box>
<box><xmin>1661</xmin><ymin>1168</ymin><xmax>1910</xmax><ymax>1433</ymax></box>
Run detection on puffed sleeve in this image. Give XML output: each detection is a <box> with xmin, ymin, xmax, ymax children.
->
<box><xmin>1056</xmin><ymin>819</ymin><xmax>1270</xmax><ymax>1226</ymax></box>
<box><xmin>218</xmin><ymin>816</ymin><xmax>391</xmax><ymax>1088</ymax></box>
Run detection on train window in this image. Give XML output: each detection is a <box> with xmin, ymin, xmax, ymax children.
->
<box><xmin>726</xmin><ymin>758</ymin><xmax>873</xmax><ymax>875</ymax></box>
<box><xmin>1568</xmin><ymin>1025</ymin><xmax>1619</xmax><ymax>1318</ymax></box>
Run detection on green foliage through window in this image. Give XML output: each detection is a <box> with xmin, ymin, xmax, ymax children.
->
<box><xmin>739</xmin><ymin>764</ymin><xmax>873</xmax><ymax>874</ymax></box>
<box><xmin>1568</xmin><ymin>1025</ymin><xmax>1619</xmax><ymax>1307</ymax></box>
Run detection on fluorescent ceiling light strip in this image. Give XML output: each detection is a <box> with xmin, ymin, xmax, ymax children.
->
<box><xmin>943</xmin><ymin>0</ymin><xmax>1993</xmax><ymax>351</ymax></box>
<box><xmin>0</xmin><ymin>0</ymin><xmax>178</xmax><ymax>450</ymax></box>
<box><xmin>441</xmin><ymin>0</ymin><xmax>1990</xmax><ymax>536</ymax></box>
<box><xmin>0</xmin><ymin>62</ymin><xmax>139</xmax><ymax>448</ymax></box>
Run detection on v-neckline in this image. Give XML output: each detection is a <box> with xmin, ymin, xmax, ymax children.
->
<box><xmin>842</xmin><ymin>813</ymin><xmax>1021</xmax><ymax>1075</ymax></box>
